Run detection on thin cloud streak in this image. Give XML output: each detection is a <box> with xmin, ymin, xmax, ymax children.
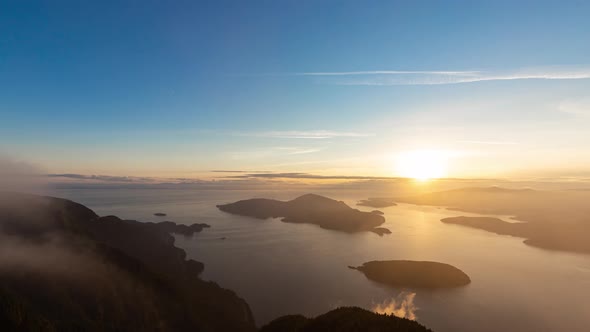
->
<box><xmin>559</xmin><ymin>98</ymin><xmax>590</xmax><ymax>116</ymax></box>
<box><xmin>226</xmin><ymin>172</ymin><xmax>402</xmax><ymax>180</ymax></box>
<box><xmin>276</xmin><ymin>147</ymin><xmax>325</xmax><ymax>155</ymax></box>
<box><xmin>294</xmin><ymin>66</ymin><xmax>590</xmax><ymax>85</ymax></box>
<box><xmin>233</xmin><ymin>130</ymin><xmax>374</xmax><ymax>139</ymax></box>
<box><xmin>211</xmin><ymin>170</ymin><xmax>273</xmax><ymax>173</ymax></box>
<box><xmin>48</xmin><ymin>174</ymin><xmax>167</xmax><ymax>183</ymax></box>
<box><xmin>297</xmin><ymin>70</ymin><xmax>481</xmax><ymax>76</ymax></box>
<box><xmin>459</xmin><ymin>140</ymin><xmax>519</xmax><ymax>145</ymax></box>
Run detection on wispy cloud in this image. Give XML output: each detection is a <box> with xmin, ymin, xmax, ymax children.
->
<box><xmin>291</xmin><ymin>66</ymin><xmax>590</xmax><ymax>85</ymax></box>
<box><xmin>458</xmin><ymin>140</ymin><xmax>519</xmax><ymax>145</ymax></box>
<box><xmin>211</xmin><ymin>170</ymin><xmax>273</xmax><ymax>173</ymax></box>
<box><xmin>559</xmin><ymin>98</ymin><xmax>590</xmax><ymax>116</ymax></box>
<box><xmin>226</xmin><ymin>172</ymin><xmax>400</xmax><ymax>180</ymax></box>
<box><xmin>0</xmin><ymin>157</ymin><xmax>47</xmax><ymax>192</ymax></box>
<box><xmin>275</xmin><ymin>147</ymin><xmax>325</xmax><ymax>155</ymax></box>
<box><xmin>297</xmin><ymin>70</ymin><xmax>481</xmax><ymax>76</ymax></box>
<box><xmin>47</xmin><ymin>174</ymin><xmax>166</xmax><ymax>183</ymax></box>
<box><xmin>234</xmin><ymin>130</ymin><xmax>374</xmax><ymax>139</ymax></box>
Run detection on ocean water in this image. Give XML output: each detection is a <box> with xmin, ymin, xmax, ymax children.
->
<box><xmin>52</xmin><ymin>188</ymin><xmax>590</xmax><ymax>332</ymax></box>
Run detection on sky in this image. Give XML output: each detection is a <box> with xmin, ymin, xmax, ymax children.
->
<box><xmin>1</xmin><ymin>0</ymin><xmax>590</xmax><ymax>180</ymax></box>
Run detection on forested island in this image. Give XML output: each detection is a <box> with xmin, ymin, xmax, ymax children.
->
<box><xmin>350</xmin><ymin>260</ymin><xmax>471</xmax><ymax>289</ymax></box>
<box><xmin>357</xmin><ymin>198</ymin><xmax>398</xmax><ymax>208</ymax></box>
<box><xmin>218</xmin><ymin>194</ymin><xmax>390</xmax><ymax>235</ymax></box>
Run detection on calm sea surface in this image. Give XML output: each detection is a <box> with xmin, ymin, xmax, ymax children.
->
<box><xmin>52</xmin><ymin>188</ymin><xmax>590</xmax><ymax>332</ymax></box>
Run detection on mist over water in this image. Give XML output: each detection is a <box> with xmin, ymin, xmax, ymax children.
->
<box><xmin>0</xmin><ymin>157</ymin><xmax>47</xmax><ymax>193</ymax></box>
<box><xmin>51</xmin><ymin>188</ymin><xmax>590</xmax><ymax>332</ymax></box>
<box><xmin>372</xmin><ymin>292</ymin><xmax>417</xmax><ymax>320</ymax></box>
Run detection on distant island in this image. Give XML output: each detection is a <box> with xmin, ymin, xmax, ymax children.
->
<box><xmin>357</xmin><ymin>198</ymin><xmax>397</xmax><ymax>208</ymax></box>
<box><xmin>442</xmin><ymin>216</ymin><xmax>590</xmax><ymax>254</ymax></box>
<box><xmin>371</xmin><ymin>227</ymin><xmax>392</xmax><ymax>236</ymax></box>
<box><xmin>397</xmin><ymin>187</ymin><xmax>590</xmax><ymax>255</ymax></box>
<box><xmin>154</xmin><ymin>212</ymin><xmax>167</xmax><ymax>216</ymax></box>
<box><xmin>152</xmin><ymin>220</ymin><xmax>210</xmax><ymax>236</ymax></box>
<box><xmin>350</xmin><ymin>260</ymin><xmax>471</xmax><ymax>288</ymax></box>
<box><xmin>217</xmin><ymin>194</ymin><xmax>390</xmax><ymax>235</ymax></box>
<box><xmin>260</xmin><ymin>307</ymin><xmax>433</xmax><ymax>332</ymax></box>
<box><xmin>441</xmin><ymin>216</ymin><xmax>529</xmax><ymax>237</ymax></box>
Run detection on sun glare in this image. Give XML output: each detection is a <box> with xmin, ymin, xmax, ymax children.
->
<box><xmin>396</xmin><ymin>150</ymin><xmax>449</xmax><ymax>181</ymax></box>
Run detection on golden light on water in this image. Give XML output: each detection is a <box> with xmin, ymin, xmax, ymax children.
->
<box><xmin>396</xmin><ymin>150</ymin><xmax>450</xmax><ymax>181</ymax></box>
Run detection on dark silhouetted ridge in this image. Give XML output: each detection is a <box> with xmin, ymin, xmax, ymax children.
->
<box><xmin>260</xmin><ymin>307</ymin><xmax>433</xmax><ymax>332</ymax></box>
<box><xmin>0</xmin><ymin>192</ymin><xmax>256</xmax><ymax>332</ymax></box>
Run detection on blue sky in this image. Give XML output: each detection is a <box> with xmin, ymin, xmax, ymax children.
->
<box><xmin>1</xmin><ymin>1</ymin><xmax>590</xmax><ymax>178</ymax></box>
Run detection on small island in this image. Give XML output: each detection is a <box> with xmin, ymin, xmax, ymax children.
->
<box><xmin>441</xmin><ymin>216</ymin><xmax>528</xmax><ymax>237</ymax></box>
<box><xmin>149</xmin><ymin>220</ymin><xmax>211</xmax><ymax>236</ymax></box>
<box><xmin>371</xmin><ymin>227</ymin><xmax>392</xmax><ymax>235</ymax></box>
<box><xmin>154</xmin><ymin>212</ymin><xmax>167</xmax><ymax>217</ymax></box>
<box><xmin>217</xmin><ymin>194</ymin><xmax>390</xmax><ymax>235</ymax></box>
<box><xmin>350</xmin><ymin>260</ymin><xmax>471</xmax><ymax>288</ymax></box>
<box><xmin>357</xmin><ymin>198</ymin><xmax>397</xmax><ymax>208</ymax></box>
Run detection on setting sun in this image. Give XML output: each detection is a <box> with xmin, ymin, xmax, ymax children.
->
<box><xmin>396</xmin><ymin>150</ymin><xmax>449</xmax><ymax>181</ymax></box>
